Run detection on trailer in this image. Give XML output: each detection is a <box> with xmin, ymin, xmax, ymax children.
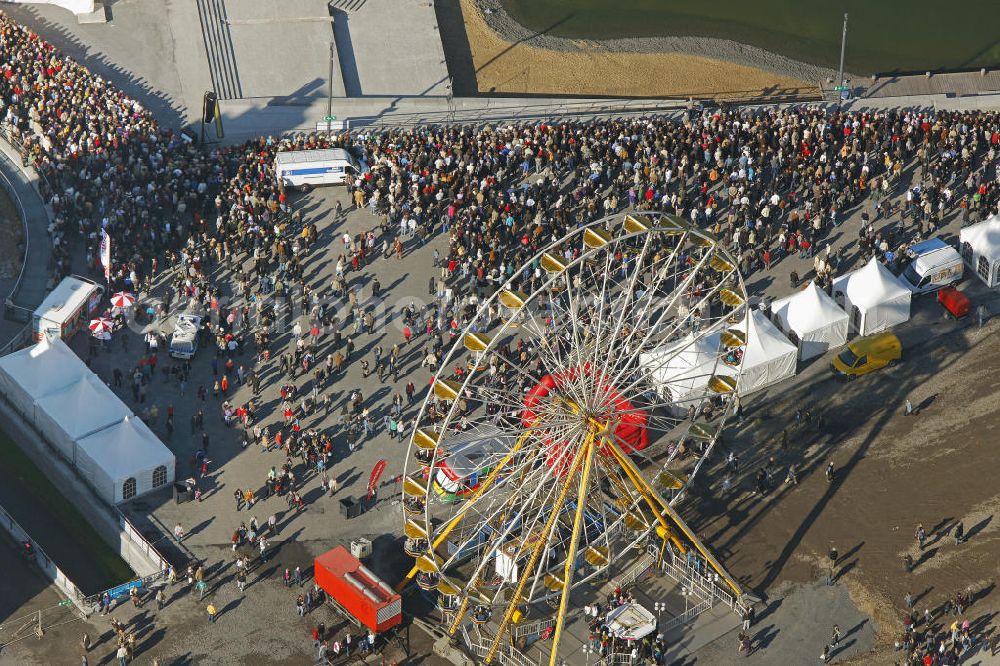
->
<box><xmin>314</xmin><ymin>546</ymin><xmax>402</xmax><ymax>633</ymax></box>
<box><xmin>32</xmin><ymin>276</ymin><xmax>104</xmax><ymax>342</ymax></box>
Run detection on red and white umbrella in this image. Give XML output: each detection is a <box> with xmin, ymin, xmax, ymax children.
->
<box><xmin>89</xmin><ymin>318</ymin><xmax>113</xmax><ymax>335</ymax></box>
<box><xmin>110</xmin><ymin>291</ymin><xmax>136</xmax><ymax>309</ymax></box>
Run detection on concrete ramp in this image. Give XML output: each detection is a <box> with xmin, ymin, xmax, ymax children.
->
<box><xmin>199</xmin><ymin>0</ymin><xmax>344</xmax><ymax>101</ymax></box>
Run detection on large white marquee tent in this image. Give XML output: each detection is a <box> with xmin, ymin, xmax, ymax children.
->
<box><xmin>0</xmin><ymin>339</ymin><xmax>175</xmax><ymax>505</ymax></box>
<box><xmin>832</xmin><ymin>257</ymin><xmax>911</xmax><ymax>336</ymax></box>
<box><xmin>33</xmin><ymin>374</ymin><xmax>131</xmax><ymax>461</ymax></box>
<box><xmin>959</xmin><ymin>214</ymin><xmax>1000</xmax><ymax>287</ymax></box>
<box><xmin>770</xmin><ymin>282</ymin><xmax>849</xmax><ymax>361</ymax></box>
<box><xmin>0</xmin><ymin>338</ymin><xmax>86</xmax><ymax>416</ymax></box>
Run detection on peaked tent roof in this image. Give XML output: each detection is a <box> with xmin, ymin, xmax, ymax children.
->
<box><xmin>772</xmin><ymin>282</ymin><xmax>848</xmax><ymax>333</ymax></box>
<box><xmin>639</xmin><ymin>330</ymin><xmax>723</xmax><ymax>397</ymax></box>
<box><xmin>74</xmin><ymin>415</ymin><xmax>175</xmax><ymax>482</ymax></box>
<box><xmin>739</xmin><ymin>310</ymin><xmax>798</xmax><ymax>366</ymax></box>
<box><xmin>34</xmin><ymin>373</ymin><xmax>131</xmax><ymax>440</ymax></box>
<box><xmin>836</xmin><ymin>257</ymin><xmax>910</xmax><ymax>309</ymax></box>
<box><xmin>0</xmin><ymin>338</ymin><xmax>88</xmax><ymax>399</ymax></box>
<box><xmin>960</xmin><ymin>214</ymin><xmax>1000</xmax><ymax>257</ymax></box>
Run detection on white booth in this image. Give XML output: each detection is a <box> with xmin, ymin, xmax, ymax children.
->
<box><xmin>74</xmin><ymin>416</ymin><xmax>176</xmax><ymax>505</ymax></box>
<box><xmin>832</xmin><ymin>258</ymin><xmax>911</xmax><ymax>335</ymax></box>
<box><xmin>639</xmin><ymin>330</ymin><xmax>723</xmax><ymax>413</ymax></box>
<box><xmin>730</xmin><ymin>310</ymin><xmax>798</xmax><ymax>395</ymax></box>
<box><xmin>959</xmin><ymin>214</ymin><xmax>1000</xmax><ymax>287</ymax></box>
<box><xmin>770</xmin><ymin>282</ymin><xmax>849</xmax><ymax>361</ymax></box>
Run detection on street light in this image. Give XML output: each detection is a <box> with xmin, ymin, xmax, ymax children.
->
<box><xmin>653</xmin><ymin>601</ymin><xmax>666</xmax><ymax>626</ymax></box>
<box><xmin>582</xmin><ymin>644</ymin><xmax>595</xmax><ymax>666</ymax></box>
<box><xmin>681</xmin><ymin>587</ymin><xmax>691</xmax><ymax>620</ymax></box>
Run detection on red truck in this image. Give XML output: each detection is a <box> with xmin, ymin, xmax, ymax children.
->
<box><xmin>314</xmin><ymin>546</ymin><xmax>402</xmax><ymax>633</ymax></box>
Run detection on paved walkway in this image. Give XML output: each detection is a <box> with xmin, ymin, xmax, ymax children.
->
<box><xmin>0</xmin><ymin>139</ymin><xmax>51</xmax><ymax>333</ymax></box>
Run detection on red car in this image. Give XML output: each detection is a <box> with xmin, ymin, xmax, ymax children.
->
<box><xmin>937</xmin><ymin>286</ymin><xmax>970</xmax><ymax>319</ymax></box>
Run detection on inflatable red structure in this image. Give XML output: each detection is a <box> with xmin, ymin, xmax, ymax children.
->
<box><xmin>522</xmin><ymin>367</ymin><xmax>648</xmax><ymax>475</ymax></box>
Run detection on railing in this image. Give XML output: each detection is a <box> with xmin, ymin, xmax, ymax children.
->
<box><xmin>117</xmin><ymin>509</ymin><xmax>170</xmax><ymax>573</ymax></box>
<box><xmin>659</xmin><ymin>548</ymin><xmax>739</xmax><ymax>613</ymax></box>
<box><xmin>0</xmin><ymin>322</ymin><xmax>32</xmax><ymax>357</ymax></box>
<box><xmin>611</xmin><ymin>552</ymin><xmax>654</xmax><ymax>589</ymax></box>
<box><xmin>0</xmin><ymin>503</ymin><xmax>89</xmax><ymax>615</ymax></box>
<box><xmin>656</xmin><ymin>597</ymin><xmax>712</xmax><ymax>634</ymax></box>
<box><xmin>513</xmin><ymin>617</ymin><xmax>552</xmax><ymax>640</ymax></box>
<box><xmin>0</xmin><ymin>135</ymin><xmax>31</xmax><ymax>313</ymax></box>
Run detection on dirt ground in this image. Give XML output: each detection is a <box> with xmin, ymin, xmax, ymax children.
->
<box><xmin>0</xmin><ymin>185</ymin><xmax>24</xmax><ymax>281</ymax></box>
<box><xmin>687</xmin><ymin>312</ymin><xmax>1000</xmax><ymax>662</ymax></box>
<box><xmin>454</xmin><ymin>0</ymin><xmax>819</xmax><ymax>100</ymax></box>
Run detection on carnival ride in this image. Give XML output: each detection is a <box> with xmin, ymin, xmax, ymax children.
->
<box><xmin>400</xmin><ymin>212</ymin><xmax>750</xmax><ymax>664</ymax></box>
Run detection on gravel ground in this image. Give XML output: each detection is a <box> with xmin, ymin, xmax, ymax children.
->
<box><xmin>464</xmin><ymin>0</ymin><xmax>852</xmax><ymax>98</ymax></box>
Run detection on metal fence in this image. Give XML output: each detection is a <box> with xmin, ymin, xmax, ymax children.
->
<box><xmin>117</xmin><ymin>509</ymin><xmax>170</xmax><ymax>573</ymax></box>
<box><xmin>0</xmin><ymin>134</ymin><xmax>31</xmax><ymax>316</ymax></box>
<box><xmin>0</xmin><ymin>503</ymin><xmax>90</xmax><ymax>615</ymax></box>
<box><xmin>0</xmin><ymin>322</ymin><xmax>32</xmax><ymax>357</ymax></box>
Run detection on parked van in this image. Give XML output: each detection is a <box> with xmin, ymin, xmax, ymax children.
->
<box><xmin>274</xmin><ymin>148</ymin><xmax>366</xmax><ymax>188</ymax></box>
<box><xmin>169</xmin><ymin>314</ymin><xmax>202</xmax><ymax>359</ymax></box>
<box><xmin>899</xmin><ymin>237</ymin><xmax>963</xmax><ymax>294</ymax></box>
<box><xmin>831</xmin><ymin>332</ymin><xmax>902</xmax><ymax>378</ymax></box>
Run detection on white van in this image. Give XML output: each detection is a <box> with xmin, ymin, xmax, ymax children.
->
<box><xmin>169</xmin><ymin>314</ymin><xmax>202</xmax><ymax>359</ymax></box>
<box><xmin>274</xmin><ymin>148</ymin><xmax>366</xmax><ymax>188</ymax></box>
<box><xmin>899</xmin><ymin>237</ymin><xmax>963</xmax><ymax>294</ymax></box>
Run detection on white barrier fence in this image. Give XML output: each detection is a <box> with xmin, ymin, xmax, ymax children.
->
<box><xmin>0</xmin><ymin>503</ymin><xmax>89</xmax><ymax>615</ymax></box>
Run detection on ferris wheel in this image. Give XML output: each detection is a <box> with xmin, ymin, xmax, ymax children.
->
<box><xmin>400</xmin><ymin>212</ymin><xmax>749</xmax><ymax>664</ymax></box>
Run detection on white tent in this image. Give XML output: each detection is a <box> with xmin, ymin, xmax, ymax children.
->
<box><xmin>959</xmin><ymin>214</ymin><xmax>1000</xmax><ymax>287</ymax></box>
<box><xmin>74</xmin><ymin>416</ymin><xmax>175</xmax><ymax>504</ymax></box>
<box><xmin>32</xmin><ymin>374</ymin><xmax>131</xmax><ymax>462</ymax></box>
<box><xmin>639</xmin><ymin>330</ymin><xmax>724</xmax><ymax>413</ymax></box>
<box><xmin>0</xmin><ymin>338</ymin><xmax>87</xmax><ymax>416</ymax></box>
<box><xmin>770</xmin><ymin>282</ymin><xmax>849</xmax><ymax>360</ymax></box>
<box><xmin>832</xmin><ymin>258</ymin><xmax>911</xmax><ymax>335</ymax></box>
<box><xmin>731</xmin><ymin>310</ymin><xmax>798</xmax><ymax>395</ymax></box>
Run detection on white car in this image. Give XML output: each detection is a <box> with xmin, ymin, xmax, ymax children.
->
<box><xmin>169</xmin><ymin>314</ymin><xmax>202</xmax><ymax>359</ymax></box>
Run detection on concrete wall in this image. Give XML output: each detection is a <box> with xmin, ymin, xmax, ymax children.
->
<box><xmin>6</xmin><ymin>0</ymin><xmax>95</xmax><ymax>16</ymax></box>
<box><xmin>0</xmin><ymin>395</ymin><xmax>164</xmax><ymax>580</ymax></box>
<box><xmin>0</xmin><ymin>502</ymin><xmax>90</xmax><ymax>615</ymax></box>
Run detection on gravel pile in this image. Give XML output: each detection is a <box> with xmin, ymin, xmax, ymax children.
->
<box><xmin>476</xmin><ymin>0</ymin><xmax>852</xmax><ymax>85</ymax></box>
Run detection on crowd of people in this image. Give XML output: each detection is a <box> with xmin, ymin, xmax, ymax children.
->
<box><xmin>7</xmin><ymin>7</ymin><xmax>1000</xmax><ymax>666</ymax></box>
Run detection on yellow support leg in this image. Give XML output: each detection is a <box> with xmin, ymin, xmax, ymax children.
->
<box><xmin>484</xmin><ymin>441</ymin><xmax>588</xmax><ymax>664</ymax></box>
<box><xmin>604</xmin><ymin>438</ymin><xmax>743</xmax><ymax>597</ymax></box>
<box><xmin>548</xmin><ymin>433</ymin><xmax>596</xmax><ymax>666</ymax></box>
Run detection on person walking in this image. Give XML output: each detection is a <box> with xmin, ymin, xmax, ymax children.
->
<box><xmin>207</xmin><ymin>603</ymin><xmax>217</xmax><ymax>623</ymax></box>
<box><xmin>116</xmin><ymin>645</ymin><xmax>128</xmax><ymax>666</ymax></box>
<box><xmin>820</xmin><ymin>644</ymin><xmax>831</xmax><ymax>663</ymax></box>
<box><xmin>830</xmin><ymin>624</ymin><xmax>841</xmax><ymax>647</ymax></box>
<box><xmin>954</xmin><ymin>521</ymin><xmax>965</xmax><ymax>545</ymax></box>
<box><xmin>915</xmin><ymin>523</ymin><xmax>926</xmax><ymax>549</ymax></box>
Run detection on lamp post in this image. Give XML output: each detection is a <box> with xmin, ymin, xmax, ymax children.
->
<box><xmin>653</xmin><ymin>601</ymin><xmax>666</xmax><ymax>627</ymax></box>
<box><xmin>681</xmin><ymin>587</ymin><xmax>690</xmax><ymax>620</ymax></box>
<box><xmin>582</xmin><ymin>644</ymin><xmax>594</xmax><ymax>666</ymax></box>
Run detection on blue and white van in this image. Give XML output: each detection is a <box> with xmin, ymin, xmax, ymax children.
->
<box><xmin>899</xmin><ymin>237</ymin><xmax>963</xmax><ymax>294</ymax></box>
<box><xmin>274</xmin><ymin>148</ymin><xmax>367</xmax><ymax>188</ymax></box>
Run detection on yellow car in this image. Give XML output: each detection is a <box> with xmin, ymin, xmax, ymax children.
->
<box><xmin>831</xmin><ymin>332</ymin><xmax>902</xmax><ymax>378</ymax></box>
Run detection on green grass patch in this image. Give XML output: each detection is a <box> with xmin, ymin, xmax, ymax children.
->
<box><xmin>500</xmin><ymin>0</ymin><xmax>1000</xmax><ymax>74</ymax></box>
<box><xmin>0</xmin><ymin>431</ymin><xmax>133</xmax><ymax>588</ymax></box>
